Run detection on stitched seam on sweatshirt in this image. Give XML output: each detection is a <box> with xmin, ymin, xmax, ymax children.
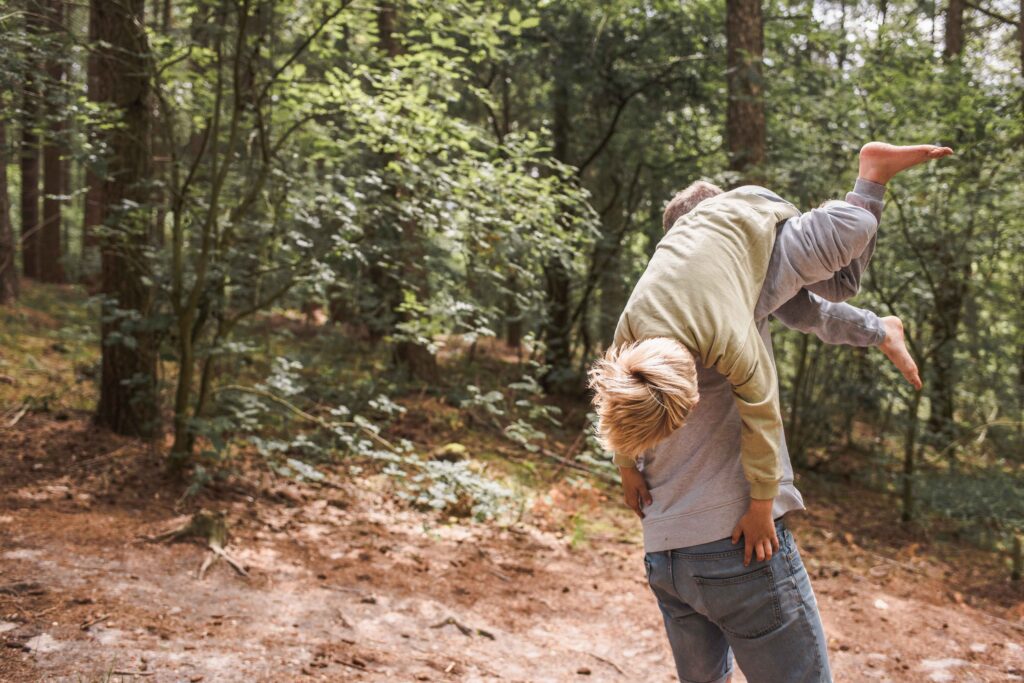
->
<box><xmin>644</xmin><ymin>479</ymin><xmax>798</xmax><ymax>526</ymax></box>
<box><xmin>643</xmin><ymin>496</ymin><xmax>751</xmax><ymax>524</ymax></box>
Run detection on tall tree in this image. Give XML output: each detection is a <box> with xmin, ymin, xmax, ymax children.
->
<box><xmin>39</xmin><ymin>0</ymin><xmax>66</xmax><ymax>283</ymax></box>
<box><xmin>725</xmin><ymin>0</ymin><xmax>765</xmax><ymax>178</ymax></box>
<box><xmin>0</xmin><ymin>110</ymin><xmax>18</xmax><ymax>303</ymax></box>
<box><xmin>541</xmin><ymin>32</ymin><xmax>575</xmax><ymax>393</ymax></box>
<box><xmin>373</xmin><ymin>1</ymin><xmax>439</xmax><ymax>382</ymax></box>
<box><xmin>81</xmin><ymin>0</ymin><xmax>104</xmax><ymax>276</ymax></box>
<box><xmin>91</xmin><ymin>0</ymin><xmax>158</xmax><ymax>437</ymax></box>
<box><xmin>944</xmin><ymin>0</ymin><xmax>965</xmax><ymax>57</ymax></box>
<box><xmin>20</xmin><ymin>0</ymin><xmax>42</xmax><ymax>279</ymax></box>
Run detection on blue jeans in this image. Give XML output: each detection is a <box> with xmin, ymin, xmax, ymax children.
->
<box><xmin>644</xmin><ymin>519</ymin><xmax>832</xmax><ymax>683</ymax></box>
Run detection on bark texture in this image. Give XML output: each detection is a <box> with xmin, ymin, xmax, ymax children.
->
<box><xmin>20</xmin><ymin>0</ymin><xmax>42</xmax><ymax>279</ymax></box>
<box><xmin>0</xmin><ymin>114</ymin><xmax>19</xmax><ymax>303</ymax></box>
<box><xmin>82</xmin><ymin>0</ymin><xmax>103</xmax><ymax>264</ymax></box>
<box><xmin>725</xmin><ymin>0</ymin><xmax>766</xmax><ymax>179</ymax></box>
<box><xmin>541</xmin><ymin>49</ymin><xmax>575</xmax><ymax>393</ymax></box>
<box><xmin>91</xmin><ymin>0</ymin><xmax>159</xmax><ymax>437</ymax></box>
<box><xmin>39</xmin><ymin>0</ymin><xmax>66</xmax><ymax>284</ymax></box>
<box><xmin>944</xmin><ymin>0</ymin><xmax>965</xmax><ymax>58</ymax></box>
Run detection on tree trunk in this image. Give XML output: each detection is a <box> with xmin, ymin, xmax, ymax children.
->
<box><xmin>39</xmin><ymin>0</ymin><xmax>66</xmax><ymax>284</ymax></box>
<box><xmin>902</xmin><ymin>388</ymin><xmax>923</xmax><ymax>523</ymax></box>
<box><xmin>374</xmin><ymin>2</ymin><xmax>438</xmax><ymax>382</ymax></box>
<box><xmin>82</xmin><ymin>0</ymin><xmax>103</xmax><ymax>274</ymax></box>
<box><xmin>91</xmin><ymin>0</ymin><xmax>158</xmax><ymax>438</ymax></box>
<box><xmin>0</xmin><ymin>113</ymin><xmax>18</xmax><ymax>303</ymax></box>
<box><xmin>787</xmin><ymin>334</ymin><xmax>812</xmax><ymax>467</ymax></box>
<box><xmin>541</xmin><ymin>49</ymin><xmax>576</xmax><ymax>393</ymax></box>
<box><xmin>726</xmin><ymin>0</ymin><xmax>766</xmax><ymax>180</ymax></box>
<box><xmin>504</xmin><ymin>276</ymin><xmax>522</xmax><ymax>350</ymax></box>
<box><xmin>597</xmin><ymin>249</ymin><xmax>625</xmax><ymax>348</ymax></box>
<box><xmin>20</xmin><ymin>0</ymin><xmax>42</xmax><ymax>280</ymax></box>
<box><xmin>944</xmin><ymin>0</ymin><xmax>965</xmax><ymax>58</ymax></box>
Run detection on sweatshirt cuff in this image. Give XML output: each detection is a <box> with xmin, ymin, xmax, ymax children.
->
<box><xmin>612</xmin><ymin>451</ymin><xmax>636</xmax><ymax>468</ymax></box>
<box><xmin>853</xmin><ymin>177</ymin><xmax>886</xmax><ymax>201</ymax></box>
<box><xmin>749</xmin><ymin>480</ymin><xmax>780</xmax><ymax>499</ymax></box>
<box><xmin>866</xmin><ymin>311</ymin><xmax>887</xmax><ymax>346</ymax></box>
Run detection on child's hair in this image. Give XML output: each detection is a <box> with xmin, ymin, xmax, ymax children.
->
<box><xmin>663</xmin><ymin>180</ymin><xmax>723</xmax><ymax>232</ymax></box>
<box><xmin>588</xmin><ymin>338</ymin><xmax>700</xmax><ymax>462</ymax></box>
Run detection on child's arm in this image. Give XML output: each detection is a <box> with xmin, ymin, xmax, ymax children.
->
<box><xmin>720</xmin><ymin>322</ymin><xmax>784</xmax><ymax>500</ymax></box>
<box><xmin>773</xmin><ymin>291</ymin><xmax>921</xmax><ymax>389</ymax></box>
<box><xmin>719</xmin><ymin>322</ymin><xmax>784</xmax><ymax>565</ymax></box>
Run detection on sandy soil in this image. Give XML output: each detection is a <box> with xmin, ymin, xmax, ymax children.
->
<box><xmin>0</xmin><ymin>415</ymin><xmax>1022</xmax><ymax>682</ymax></box>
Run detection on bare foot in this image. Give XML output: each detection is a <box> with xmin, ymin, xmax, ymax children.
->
<box><xmin>859</xmin><ymin>142</ymin><xmax>954</xmax><ymax>185</ymax></box>
<box><xmin>879</xmin><ymin>316</ymin><xmax>922</xmax><ymax>390</ymax></box>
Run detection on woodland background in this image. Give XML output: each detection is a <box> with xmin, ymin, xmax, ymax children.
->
<box><xmin>0</xmin><ymin>1</ymin><xmax>1023</xmax><ymax>675</ymax></box>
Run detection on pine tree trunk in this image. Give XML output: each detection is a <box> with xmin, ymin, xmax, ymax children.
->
<box><xmin>20</xmin><ymin>0</ymin><xmax>42</xmax><ymax>280</ymax></box>
<box><xmin>902</xmin><ymin>387</ymin><xmax>923</xmax><ymax>522</ymax></box>
<box><xmin>376</xmin><ymin>2</ymin><xmax>438</xmax><ymax>383</ymax></box>
<box><xmin>91</xmin><ymin>0</ymin><xmax>158</xmax><ymax>438</ymax></box>
<box><xmin>725</xmin><ymin>0</ymin><xmax>766</xmax><ymax>180</ymax></box>
<box><xmin>944</xmin><ymin>0</ymin><xmax>965</xmax><ymax>57</ymax></box>
<box><xmin>541</xmin><ymin>48</ymin><xmax>576</xmax><ymax>393</ymax></box>
<box><xmin>0</xmin><ymin>113</ymin><xmax>19</xmax><ymax>303</ymax></box>
<box><xmin>39</xmin><ymin>0</ymin><xmax>66</xmax><ymax>284</ymax></box>
<box><xmin>81</xmin><ymin>0</ymin><xmax>103</xmax><ymax>273</ymax></box>
<box><xmin>504</xmin><ymin>276</ymin><xmax>522</xmax><ymax>350</ymax></box>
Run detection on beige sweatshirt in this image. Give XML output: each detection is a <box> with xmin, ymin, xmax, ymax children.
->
<box><xmin>612</xmin><ymin>187</ymin><xmax>800</xmax><ymax>499</ymax></box>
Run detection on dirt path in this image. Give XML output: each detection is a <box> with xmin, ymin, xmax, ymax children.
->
<box><xmin>1</xmin><ymin>486</ymin><xmax>1021</xmax><ymax>681</ymax></box>
<box><xmin>0</xmin><ymin>416</ymin><xmax>1022</xmax><ymax>681</ymax></box>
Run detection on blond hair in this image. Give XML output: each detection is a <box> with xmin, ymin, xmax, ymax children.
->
<box><xmin>663</xmin><ymin>180</ymin><xmax>723</xmax><ymax>232</ymax></box>
<box><xmin>588</xmin><ymin>338</ymin><xmax>700</xmax><ymax>462</ymax></box>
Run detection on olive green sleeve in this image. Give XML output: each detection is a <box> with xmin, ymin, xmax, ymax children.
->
<box><xmin>719</xmin><ymin>323</ymin><xmax>782</xmax><ymax>499</ymax></box>
<box><xmin>612</xmin><ymin>451</ymin><xmax>636</xmax><ymax>468</ymax></box>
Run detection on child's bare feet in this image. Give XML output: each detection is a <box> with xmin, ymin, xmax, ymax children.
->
<box><xmin>858</xmin><ymin>141</ymin><xmax>954</xmax><ymax>185</ymax></box>
<box><xmin>879</xmin><ymin>316</ymin><xmax>922</xmax><ymax>390</ymax></box>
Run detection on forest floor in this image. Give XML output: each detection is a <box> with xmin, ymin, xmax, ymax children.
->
<box><xmin>1</xmin><ymin>285</ymin><xmax>1023</xmax><ymax>682</ymax></box>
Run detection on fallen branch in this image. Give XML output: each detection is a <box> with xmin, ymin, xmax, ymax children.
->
<box><xmin>487</xmin><ymin>569</ymin><xmax>511</xmax><ymax>582</ymax></box>
<box><xmin>215</xmin><ymin>384</ymin><xmax>402</xmax><ymax>454</ymax></box>
<box><xmin>430</xmin><ymin>616</ymin><xmax>495</xmax><ymax>640</ymax></box>
<box><xmin>208</xmin><ymin>542</ymin><xmax>248</xmax><ymax>577</ymax></box>
<box><xmin>0</xmin><ymin>582</ymin><xmax>46</xmax><ymax>596</ymax></box>
<box><xmin>66</xmin><ymin>445</ymin><xmax>133</xmax><ymax>471</ymax></box>
<box><xmin>540</xmin><ymin>448</ymin><xmax>618</xmax><ymax>484</ymax></box>
<box><xmin>582</xmin><ymin>651</ymin><xmax>625</xmax><ymax>676</ymax></box>
<box><xmin>320</xmin><ymin>583</ymin><xmax>366</xmax><ymax>595</ymax></box>
<box><xmin>4</xmin><ymin>403</ymin><xmax>29</xmax><ymax>428</ymax></box>
<box><xmin>80</xmin><ymin>614</ymin><xmax>110</xmax><ymax>631</ymax></box>
<box><xmin>110</xmin><ymin>672</ymin><xmax>155</xmax><ymax>678</ymax></box>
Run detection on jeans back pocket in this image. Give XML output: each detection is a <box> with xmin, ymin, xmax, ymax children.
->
<box><xmin>694</xmin><ymin>565</ymin><xmax>783</xmax><ymax>639</ymax></box>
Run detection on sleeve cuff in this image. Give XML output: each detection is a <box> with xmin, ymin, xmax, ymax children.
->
<box><xmin>749</xmin><ymin>481</ymin><xmax>780</xmax><ymax>499</ymax></box>
<box><xmin>866</xmin><ymin>311</ymin><xmax>887</xmax><ymax>346</ymax></box>
<box><xmin>853</xmin><ymin>177</ymin><xmax>886</xmax><ymax>201</ymax></box>
<box><xmin>612</xmin><ymin>452</ymin><xmax>636</xmax><ymax>468</ymax></box>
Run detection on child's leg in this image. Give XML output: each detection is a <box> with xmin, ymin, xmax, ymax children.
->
<box><xmin>803</xmin><ymin>177</ymin><xmax>884</xmax><ymax>303</ymax></box>
<box><xmin>805</xmin><ymin>142</ymin><xmax>953</xmax><ymax>303</ymax></box>
<box><xmin>755</xmin><ymin>143</ymin><xmax>953</xmax><ymax>320</ymax></box>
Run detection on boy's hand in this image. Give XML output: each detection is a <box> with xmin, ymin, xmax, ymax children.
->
<box><xmin>618</xmin><ymin>465</ymin><xmax>652</xmax><ymax>519</ymax></box>
<box><xmin>731</xmin><ymin>498</ymin><xmax>779</xmax><ymax>566</ymax></box>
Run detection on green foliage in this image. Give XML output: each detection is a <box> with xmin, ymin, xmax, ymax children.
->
<box><xmin>1</xmin><ymin>0</ymin><xmax>1021</xmax><ymax>549</ymax></box>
